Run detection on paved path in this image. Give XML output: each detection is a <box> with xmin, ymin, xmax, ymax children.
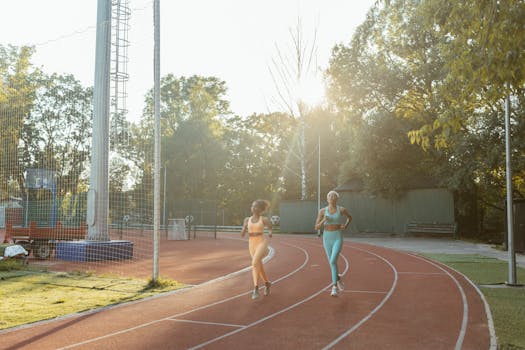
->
<box><xmin>346</xmin><ymin>233</ymin><xmax>525</xmax><ymax>268</ymax></box>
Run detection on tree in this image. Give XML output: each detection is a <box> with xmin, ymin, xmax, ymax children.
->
<box><xmin>269</xmin><ymin>18</ymin><xmax>320</xmax><ymax>200</ymax></box>
<box><xmin>135</xmin><ymin>75</ymin><xmax>231</xmax><ymax>221</ymax></box>
<box><xmin>0</xmin><ymin>45</ymin><xmax>39</xmax><ymax>199</ymax></box>
<box><xmin>326</xmin><ymin>0</ymin><xmax>525</xmax><ymax>236</ymax></box>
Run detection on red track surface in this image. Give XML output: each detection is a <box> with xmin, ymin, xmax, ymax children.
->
<box><xmin>0</xmin><ymin>234</ymin><xmax>494</xmax><ymax>350</ymax></box>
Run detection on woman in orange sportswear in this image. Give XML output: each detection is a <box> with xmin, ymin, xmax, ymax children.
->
<box><xmin>241</xmin><ymin>199</ymin><xmax>273</xmax><ymax>300</ymax></box>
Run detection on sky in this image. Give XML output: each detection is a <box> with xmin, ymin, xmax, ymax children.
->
<box><xmin>0</xmin><ymin>0</ymin><xmax>375</xmax><ymax>120</ymax></box>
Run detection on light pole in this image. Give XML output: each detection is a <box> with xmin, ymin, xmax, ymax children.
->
<box><xmin>505</xmin><ymin>92</ymin><xmax>517</xmax><ymax>285</ymax></box>
<box><xmin>317</xmin><ymin>133</ymin><xmax>321</xmax><ymax>236</ymax></box>
<box><xmin>163</xmin><ymin>164</ymin><xmax>167</xmax><ymax>231</ymax></box>
<box><xmin>152</xmin><ymin>0</ymin><xmax>161</xmax><ymax>282</ymax></box>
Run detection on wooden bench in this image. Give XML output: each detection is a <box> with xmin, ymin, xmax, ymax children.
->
<box><xmin>405</xmin><ymin>222</ymin><xmax>458</xmax><ymax>239</ymax></box>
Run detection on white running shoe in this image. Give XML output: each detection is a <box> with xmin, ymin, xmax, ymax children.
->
<box><xmin>264</xmin><ymin>281</ymin><xmax>272</xmax><ymax>296</ymax></box>
<box><xmin>252</xmin><ymin>288</ymin><xmax>260</xmax><ymax>300</ymax></box>
<box><xmin>337</xmin><ymin>276</ymin><xmax>345</xmax><ymax>291</ymax></box>
<box><xmin>331</xmin><ymin>286</ymin><xmax>338</xmax><ymax>297</ymax></box>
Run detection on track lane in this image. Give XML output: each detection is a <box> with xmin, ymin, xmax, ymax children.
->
<box><xmin>0</xmin><ymin>235</ymin><xmax>493</xmax><ymax>350</ymax></box>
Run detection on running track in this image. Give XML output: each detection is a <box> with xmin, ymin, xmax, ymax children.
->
<box><xmin>0</xmin><ymin>234</ymin><xmax>496</xmax><ymax>350</ymax></box>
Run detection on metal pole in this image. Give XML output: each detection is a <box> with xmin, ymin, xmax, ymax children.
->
<box><xmin>163</xmin><ymin>164</ymin><xmax>167</xmax><ymax>231</ymax></box>
<box><xmin>87</xmin><ymin>0</ymin><xmax>112</xmax><ymax>241</ymax></box>
<box><xmin>317</xmin><ymin>133</ymin><xmax>321</xmax><ymax>236</ymax></box>
<box><xmin>505</xmin><ymin>92</ymin><xmax>517</xmax><ymax>285</ymax></box>
<box><xmin>152</xmin><ymin>0</ymin><xmax>161</xmax><ymax>282</ymax></box>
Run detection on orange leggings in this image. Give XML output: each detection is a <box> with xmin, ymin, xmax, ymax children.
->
<box><xmin>249</xmin><ymin>235</ymin><xmax>269</xmax><ymax>287</ymax></box>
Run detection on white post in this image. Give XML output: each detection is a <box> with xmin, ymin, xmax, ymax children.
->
<box><xmin>505</xmin><ymin>93</ymin><xmax>517</xmax><ymax>285</ymax></box>
<box><xmin>317</xmin><ymin>134</ymin><xmax>321</xmax><ymax>235</ymax></box>
<box><xmin>163</xmin><ymin>164</ymin><xmax>167</xmax><ymax>230</ymax></box>
<box><xmin>152</xmin><ymin>0</ymin><xmax>161</xmax><ymax>282</ymax></box>
<box><xmin>87</xmin><ymin>0</ymin><xmax>112</xmax><ymax>241</ymax></box>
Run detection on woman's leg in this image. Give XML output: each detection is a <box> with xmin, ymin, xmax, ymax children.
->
<box><xmin>323</xmin><ymin>231</ymin><xmax>342</xmax><ymax>285</ymax></box>
<box><xmin>252</xmin><ymin>239</ymin><xmax>269</xmax><ymax>285</ymax></box>
<box><xmin>329</xmin><ymin>233</ymin><xmax>343</xmax><ymax>284</ymax></box>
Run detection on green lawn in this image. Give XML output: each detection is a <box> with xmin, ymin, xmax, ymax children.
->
<box><xmin>424</xmin><ymin>254</ymin><xmax>525</xmax><ymax>350</ymax></box>
<box><xmin>0</xmin><ymin>260</ymin><xmax>186</xmax><ymax>330</ymax></box>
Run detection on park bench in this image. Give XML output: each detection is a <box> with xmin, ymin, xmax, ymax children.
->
<box><xmin>405</xmin><ymin>222</ymin><xmax>458</xmax><ymax>239</ymax></box>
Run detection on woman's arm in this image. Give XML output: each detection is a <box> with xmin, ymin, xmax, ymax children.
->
<box><xmin>314</xmin><ymin>208</ymin><xmax>326</xmax><ymax>230</ymax></box>
<box><xmin>241</xmin><ymin>217</ymin><xmax>249</xmax><ymax>237</ymax></box>
<box><xmin>340</xmin><ymin>207</ymin><xmax>352</xmax><ymax>230</ymax></box>
<box><xmin>263</xmin><ymin>217</ymin><xmax>273</xmax><ymax>237</ymax></box>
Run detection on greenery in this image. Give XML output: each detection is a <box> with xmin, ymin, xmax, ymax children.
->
<box><xmin>425</xmin><ymin>254</ymin><xmax>525</xmax><ymax>350</ymax></box>
<box><xmin>1</xmin><ymin>0</ymin><xmax>524</xmax><ymax>236</ymax></box>
<box><xmin>0</xmin><ymin>267</ymin><xmax>185</xmax><ymax>330</ymax></box>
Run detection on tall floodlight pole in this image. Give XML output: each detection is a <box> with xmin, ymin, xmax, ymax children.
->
<box><xmin>87</xmin><ymin>0</ymin><xmax>112</xmax><ymax>241</ymax></box>
<box><xmin>317</xmin><ymin>134</ymin><xmax>321</xmax><ymax>235</ymax></box>
<box><xmin>153</xmin><ymin>0</ymin><xmax>161</xmax><ymax>282</ymax></box>
<box><xmin>505</xmin><ymin>92</ymin><xmax>517</xmax><ymax>285</ymax></box>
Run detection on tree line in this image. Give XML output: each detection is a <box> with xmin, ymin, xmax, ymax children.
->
<box><xmin>0</xmin><ymin>0</ymin><xmax>523</xmax><ymax>237</ymax></box>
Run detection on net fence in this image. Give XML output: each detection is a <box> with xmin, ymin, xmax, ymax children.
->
<box><xmin>0</xmin><ymin>1</ymin><xmax>166</xmax><ymax>279</ymax></box>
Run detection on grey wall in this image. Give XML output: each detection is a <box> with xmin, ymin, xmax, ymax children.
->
<box><xmin>279</xmin><ymin>189</ymin><xmax>455</xmax><ymax>234</ymax></box>
<box><xmin>280</xmin><ymin>200</ymin><xmax>319</xmax><ymax>233</ymax></box>
<box><xmin>340</xmin><ymin>188</ymin><xmax>455</xmax><ymax>234</ymax></box>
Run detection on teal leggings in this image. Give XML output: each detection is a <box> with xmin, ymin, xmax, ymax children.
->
<box><xmin>323</xmin><ymin>230</ymin><xmax>343</xmax><ymax>285</ymax></box>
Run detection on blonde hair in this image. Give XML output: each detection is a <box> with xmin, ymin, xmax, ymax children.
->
<box><xmin>326</xmin><ymin>190</ymin><xmax>340</xmax><ymax>201</ymax></box>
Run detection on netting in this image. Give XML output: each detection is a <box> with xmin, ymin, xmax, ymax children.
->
<box><xmin>0</xmin><ymin>1</ymin><xmax>164</xmax><ymax>279</ymax></box>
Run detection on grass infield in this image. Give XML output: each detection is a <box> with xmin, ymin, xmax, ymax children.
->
<box><xmin>0</xmin><ymin>260</ymin><xmax>186</xmax><ymax>330</ymax></box>
<box><xmin>424</xmin><ymin>254</ymin><xmax>525</xmax><ymax>350</ymax></box>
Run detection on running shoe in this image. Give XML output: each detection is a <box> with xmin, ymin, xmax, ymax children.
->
<box><xmin>331</xmin><ymin>286</ymin><xmax>338</xmax><ymax>297</ymax></box>
<box><xmin>252</xmin><ymin>287</ymin><xmax>260</xmax><ymax>300</ymax></box>
<box><xmin>337</xmin><ymin>275</ymin><xmax>345</xmax><ymax>291</ymax></box>
<box><xmin>264</xmin><ymin>281</ymin><xmax>272</xmax><ymax>296</ymax></box>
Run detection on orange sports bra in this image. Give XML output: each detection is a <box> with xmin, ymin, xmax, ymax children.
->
<box><xmin>248</xmin><ymin>216</ymin><xmax>264</xmax><ymax>235</ymax></box>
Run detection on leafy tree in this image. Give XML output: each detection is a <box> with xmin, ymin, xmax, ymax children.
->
<box><xmin>326</xmin><ymin>0</ymin><xmax>525</xmax><ymax>237</ymax></box>
<box><xmin>135</xmin><ymin>75</ymin><xmax>231</xmax><ymax>222</ymax></box>
<box><xmin>0</xmin><ymin>45</ymin><xmax>40</xmax><ymax>199</ymax></box>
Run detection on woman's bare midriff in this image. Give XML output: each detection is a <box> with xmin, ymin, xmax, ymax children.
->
<box><xmin>324</xmin><ymin>224</ymin><xmax>341</xmax><ymax>231</ymax></box>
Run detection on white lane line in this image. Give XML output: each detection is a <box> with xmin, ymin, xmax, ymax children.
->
<box><xmin>57</xmin><ymin>241</ymin><xmax>308</xmax><ymax>350</ymax></box>
<box><xmin>406</xmin><ymin>253</ymin><xmax>468</xmax><ymax>350</ymax></box>
<box><xmin>322</xmin><ymin>244</ymin><xmax>399</xmax><ymax>350</ymax></box>
<box><xmin>398</xmin><ymin>271</ymin><xmax>447</xmax><ymax>275</ymax></box>
<box><xmin>167</xmin><ymin>319</ymin><xmax>245</xmax><ymax>328</ymax></box>
<box><xmin>187</xmin><ymin>252</ymin><xmax>351</xmax><ymax>350</ymax></box>
<box><xmin>411</xmin><ymin>254</ymin><xmax>497</xmax><ymax>350</ymax></box>
<box><xmin>342</xmin><ymin>290</ymin><xmax>388</xmax><ymax>294</ymax></box>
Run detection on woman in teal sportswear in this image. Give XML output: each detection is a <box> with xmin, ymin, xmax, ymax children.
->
<box><xmin>315</xmin><ymin>190</ymin><xmax>352</xmax><ymax>297</ymax></box>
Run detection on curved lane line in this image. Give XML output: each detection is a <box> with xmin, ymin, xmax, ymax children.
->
<box><xmin>321</xmin><ymin>243</ymin><xmax>399</xmax><ymax>350</ymax></box>
<box><xmin>57</xmin><ymin>240</ymin><xmax>308</xmax><ymax>350</ymax></box>
<box><xmin>405</xmin><ymin>252</ymin><xmax>468</xmax><ymax>350</ymax></box>
<box><xmin>410</xmin><ymin>253</ymin><xmax>497</xmax><ymax>350</ymax></box>
<box><xmin>186</xmin><ymin>246</ymin><xmax>350</xmax><ymax>350</ymax></box>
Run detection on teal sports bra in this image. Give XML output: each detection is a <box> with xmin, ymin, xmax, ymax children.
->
<box><xmin>324</xmin><ymin>206</ymin><xmax>341</xmax><ymax>225</ymax></box>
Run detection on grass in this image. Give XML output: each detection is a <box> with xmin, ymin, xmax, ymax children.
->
<box><xmin>424</xmin><ymin>253</ymin><xmax>525</xmax><ymax>350</ymax></box>
<box><xmin>0</xmin><ymin>260</ymin><xmax>186</xmax><ymax>330</ymax></box>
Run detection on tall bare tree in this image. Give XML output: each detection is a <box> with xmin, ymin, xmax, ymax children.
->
<box><xmin>268</xmin><ymin>17</ymin><xmax>319</xmax><ymax>200</ymax></box>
